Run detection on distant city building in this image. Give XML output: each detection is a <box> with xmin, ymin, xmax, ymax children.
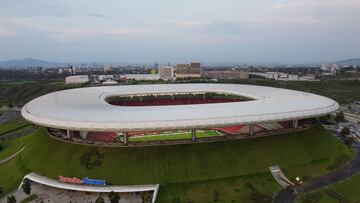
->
<box><xmin>65</xmin><ymin>75</ymin><xmax>89</xmax><ymax>84</ymax></box>
<box><xmin>124</xmin><ymin>74</ymin><xmax>161</xmax><ymax>81</ymax></box>
<box><xmin>175</xmin><ymin>63</ymin><xmax>201</xmax><ymax>79</ymax></box>
<box><xmin>158</xmin><ymin>66</ymin><xmax>174</xmax><ymax>80</ymax></box>
<box><xmin>251</xmin><ymin>72</ymin><xmax>318</xmax><ymax>81</ymax></box>
<box><xmin>202</xmin><ymin>70</ymin><xmax>249</xmax><ymax>80</ymax></box>
<box><xmin>190</xmin><ymin>63</ymin><xmax>201</xmax><ymax>77</ymax></box>
<box><xmin>150</xmin><ymin>69</ymin><xmax>157</xmax><ymax>74</ymax></box>
<box><xmin>103</xmin><ymin>64</ymin><xmax>111</xmax><ymax>72</ymax></box>
<box><xmin>98</xmin><ymin>75</ymin><xmax>114</xmax><ymax>82</ymax></box>
<box><xmin>71</xmin><ymin>66</ymin><xmax>77</xmax><ymax>75</ymax></box>
<box><xmin>102</xmin><ymin>79</ymin><xmax>118</xmax><ymax>85</ymax></box>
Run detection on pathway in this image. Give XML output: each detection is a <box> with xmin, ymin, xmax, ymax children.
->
<box><xmin>274</xmin><ymin>135</ymin><xmax>360</xmax><ymax>203</ymax></box>
<box><xmin>0</xmin><ymin>146</ymin><xmax>25</xmax><ymax>165</ymax></box>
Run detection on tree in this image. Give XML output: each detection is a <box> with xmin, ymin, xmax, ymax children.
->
<box><xmin>21</xmin><ymin>178</ymin><xmax>31</xmax><ymax>195</ymax></box>
<box><xmin>7</xmin><ymin>195</ymin><xmax>16</xmax><ymax>203</ymax></box>
<box><xmin>95</xmin><ymin>195</ymin><xmax>105</xmax><ymax>203</ymax></box>
<box><xmin>6</xmin><ymin>100</ymin><xmax>13</xmax><ymax>108</ymax></box>
<box><xmin>335</xmin><ymin>111</ymin><xmax>345</xmax><ymax>123</ymax></box>
<box><xmin>108</xmin><ymin>191</ymin><xmax>120</xmax><ymax>203</ymax></box>
<box><xmin>0</xmin><ymin>143</ymin><xmax>3</xmax><ymax>151</ymax></box>
<box><xmin>344</xmin><ymin>137</ymin><xmax>355</xmax><ymax>147</ymax></box>
<box><xmin>0</xmin><ymin>187</ymin><xmax>3</xmax><ymax>198</ymax></box>
<box><xmin>341</xmin><ymin>127</ymin><xmax>350</xmax><ymax>135</ymax></box>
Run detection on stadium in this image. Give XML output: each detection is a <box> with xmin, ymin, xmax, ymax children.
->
<box><xmin>22</xmin><ymin>83</ymin><xmax>339</xmax><ymax>146</ymax></box>
<box><xmin>0</xmin><ymin>83</ymin><xmax>349</xmax><ymax>202</ymax></box>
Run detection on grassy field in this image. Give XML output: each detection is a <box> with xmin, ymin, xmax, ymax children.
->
<box><xmin>216</xmin><ymin>79</ymin><xmax>360</xmax><ymax>104</ymax></box>
<box><xmin>0</xmin><ymin>125</ymin><xmax>353</xmax><ymax>202</ymax></box>
<box><xmin>129</xmin><ymin>130</ymin><xmax>220</xmax><ymax>141</ymax></box>
<box><xmin>0</xmin><ymin>118</ymin><xmax>31</xmax><ymax>135</ymax></box>
<box><xmin>1</xmin><ymin>79</ymin><xmax>360</xmax><ymax>108</ymax></box>
<box><xmin>297</xmin><ymin>172</ymin><xmax>360</xmax><ymax>203</ymax></box>
<box><xmin>0</xmin><ymin>80</ymin><xmax>80</xmax><ymax>107</ymax></box>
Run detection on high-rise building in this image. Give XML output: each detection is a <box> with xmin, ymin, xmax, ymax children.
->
<box><xmin>158</xmin><ymin>66</ymin><xmax>174</xmax><ymax>80</ymax></box>
<box><xmin>190</xmin><ymin>63</ymin><xmax>201</xmax><ymax>78</ymax></box>
<box><xmin>175</xmin><ymin>63</ymin><xmax>201</xmax><ymax>79</ymax></box>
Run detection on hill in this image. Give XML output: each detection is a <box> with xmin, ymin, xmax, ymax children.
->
<box><xmin>0</xmin><ymin>58</ymin><xmax>63</xmax><ymax>68</ymax></box>
<box><xmin>335</xmin><ymin>58</ymin><xmax>360</xmax><ymax>66</ymax></box>
<box><xmin>0</xmin><ymin>125</ymin><xmax>353</xmax><ymax>202</ymax></box>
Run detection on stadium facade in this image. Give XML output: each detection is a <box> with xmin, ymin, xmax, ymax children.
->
<box><xmin>22</xmin><ymin>84</ymin><xmax>339</xmax><ymax>146</ymax></box>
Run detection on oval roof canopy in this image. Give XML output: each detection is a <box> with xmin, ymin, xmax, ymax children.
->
<box><xmin>21</xmin><ymin>84</ymin><xmax>338</xmax><ymax>131</ymax></box>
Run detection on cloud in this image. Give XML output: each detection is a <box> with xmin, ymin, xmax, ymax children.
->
<box><xmin>269</xmin><ymin>4</ymin><xmax>288</xmax><ymax>10</ymax></box>
<box><xmin>50</xmin><ymin>27</ymin><xmax>156</xmax><ymax>41</ymax></box>
<box><xmin>0</xmin><ymin>29</ymin><xmax>16</xmax><ymax>37</ymax></box>
<box><xmin>86</xmin><ymin>12</ymin><xmax>107</xmax><ymax>18</ymax></box>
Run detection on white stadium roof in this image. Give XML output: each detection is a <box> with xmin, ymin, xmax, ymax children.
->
<box><xmin>21</xmin><ymin>84</ymin><xmax>339</xmax><ymax>131</ymax></box>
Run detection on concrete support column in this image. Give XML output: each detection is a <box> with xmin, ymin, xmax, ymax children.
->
<box><xmin>293</xmin><ymin>120</ymin><xmax>298</xmax><ymax>129</ymax></box>
<box><xmin>80</xmin><ymin>131</ymin><xmax>88</xmax><ymax>140</ymax></box>
<box><xmin>172</xmin><ymin>94</ymin><xmax>175</xmax><ymax>100</ymax></box>
<box><xmin>249</xmin><ymin>125</ymin><xmax>254</xmax><ymax>136</ymax></box>
<box><xmin>66</xmin><ymin>129</ymin><xmax>71</xmax><ymax>139</ymax></box>
<box><xmin>191</xmin><ymin>129</ymin><xmax>196</xmax><ymax>141</ymax></box>
<box><xmin>139</xmin><ymin>97</ymin><xmax>143</xmax><ymax>102</ymax></box>
<box><xmin>123</xmin><ymin>132</ymin><xmax>128</xmax><ymax>144</ymax></box>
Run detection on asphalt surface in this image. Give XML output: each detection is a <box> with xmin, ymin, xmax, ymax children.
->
<box><xmin>274</xmin><ymin>136</ymin><xmax>360</xmax><ymax>203</ymax></box>
<box><xmin>0</xmin><ymin>110</ymin><xmax>20</xmax><ymax>124</ymax></box>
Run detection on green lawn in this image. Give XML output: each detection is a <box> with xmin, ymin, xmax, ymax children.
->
<box><xmin>297</xmin><ymin>172</ymin><xmax>360</xmax><ymax>203</ymax></box>
<box><xmin>216</xmin><ymin>79</ymin><xmax>360</xmax><ymax>104</ymax></box>
<box><xmin>0</xmin><ymin>125</ymin><xmax>353</xmax><ymax>202</ymax></box>
<box><xmin>1</xmin><ymin>79</ymin><xmax>360</xmax><ymax>108</ymax></box>
<box><xmin>129</xmin><ymin>130</ymin><xmax>220</xmax><ymax>141</ymax></box>
<box><xmin>0</xmin><ymin>80</ymin><xmax>81</xmax><ymax>107</ymax></box>
<box><xmin>0</xmin><ymin>118</ymin><xmax>31</xmax><ymax>135</ymax></box>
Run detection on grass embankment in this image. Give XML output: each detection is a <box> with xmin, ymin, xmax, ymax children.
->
<box><xmin>297</xmin><ymin>172</ymin><xmax>360</xmax><ymax>202</ymax></box>
<box><xmin>0</xmin><ymin>80</ymin><xmax>80</xmax><ymax>107</ymax></box>
<box><xmin>216</xmin><ymin>79</ymin><xmax>360</xmax><ymax>104</ymax></box>
<box><xmin>0</xmin><ymin>119</ymin><xmax>32</xmax><ymax>160</ymax></box>
<box><xmin>0</xmin><ymin>125</ymin><xmax>352</xmax><ymax>202</ymax></box>
<box><xmin>129</xmin><ymin>130</ymin><xmax>220</xmax><ymax>141</ymax></box>
<box><xmin>0</xmin><ymin>118</ymin><xmax>31</xmax><ymax>135</ymax></box>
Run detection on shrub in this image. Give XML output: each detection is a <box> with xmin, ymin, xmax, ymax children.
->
<box><xmin>20</xmin><ymin>194</ymin><xmax>38</xmax><ymax>203</ymax></box>
<box><xmin>7</xmin><ymin>195</ymin><xmax>16</xmax><ymax>203</ymax></box>
<box><xmin>341</xmin><ymin>127</ymin><xmax>350</xmax><ymax>135</ymax></box>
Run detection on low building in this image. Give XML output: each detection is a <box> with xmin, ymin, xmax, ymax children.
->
<box><xmin>102</xmin><ymin>80</ymin><xmax>118</xmax><ymax>85</ymax></box>
<box><xmin>158</xmin><ymin>66</ymin><xmax>174</xmax><ymax>80</ymax></box>
<box><xmin>124</xmin><ymin>74</ymin><xmax>161</xmax><ymax>81</ymax></box>
<box><xmin>202</xmin><ymin>70</ymin><xmax>249</xmax><ymax>80</ymax></box>
<box><xmin>65</xmin><ymin>75</ymin><xmax>89</xmax><ymax>84</ymax></box>
<box><xmin>98</xmin><ymin>75</ymin><xmax>114</xmax><ymax>82</ymax></box>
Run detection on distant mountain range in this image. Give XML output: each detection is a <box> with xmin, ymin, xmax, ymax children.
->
<box><xmin>0</xmin><ymin>58</ymin><xmax>64</xmax><ymax>68</ymax></box>
<box><xmin>335</xmin><ymin>58</ymin><xmax>360</xmax><ymax>66</ymax></box>
<box><xmin>1</xmin><ymin>57</ymin><xmax>360</xmax><ymax>68</ymax></box>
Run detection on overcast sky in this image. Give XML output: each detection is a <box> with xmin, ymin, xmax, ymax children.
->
<box><xmin>0</xmin><ymin>0</ymin><xmax>360</xmax><ymax>64</ymax></box>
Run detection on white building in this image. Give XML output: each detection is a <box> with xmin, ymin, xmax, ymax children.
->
<box><xmin>98</xmin><ymin>75</ymin><xmax>114</xmax><ymax>81</ymax></box>
<box><xmin>158</xmin><ymin>66</ymin><xmax>174</xmax><ymax>80</ymax></box>
<box><xmin>124</xmin><ymin>74</ymin><xmax>161</xmax><ymax>81</ymax></box>
<box><xmin>102</xmin><ymin>80</ymin><xmax>118</xmax><ymax>85</ymax></box>
<box><xmin>65</xmin><ymin>75</ymin><xmax>89</xmax><ymax>84</ymax></box>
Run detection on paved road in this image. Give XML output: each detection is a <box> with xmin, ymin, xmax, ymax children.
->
<box><xmin>274</xmin><ymin>139</ymin><xmax>360</xmax><ymax>203</ymax></box>
<box><xmin>0</xmin><ymin>110</ymin><xmax>21</xmax><ymax>124</ymax></box>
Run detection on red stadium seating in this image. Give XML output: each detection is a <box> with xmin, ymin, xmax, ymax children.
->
<box><xmin>110</xmin><ymin>98</ymin><xmax>242</xmax><ymax>106</ymax></box>
<box><xmin>215</xmin><ymin>125</ymin><xmax>245</xmax><ymax>135</ymax></box>
<box><xmin>87</xmin><ymin>132</ymin><xmax>118</xmax><ymax>142</ymax></box>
